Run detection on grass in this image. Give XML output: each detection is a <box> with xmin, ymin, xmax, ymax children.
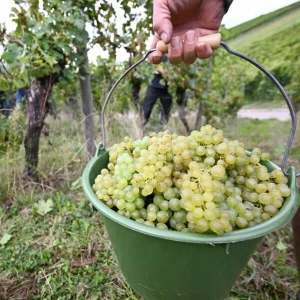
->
<box><xmin>227</xmin><ymin>7</ymin><xmax>300</xmax><ymax>50</ymax></box>
<box><xmin>241</xmin><ymin>100</ymin><xmax>287</xmax><ymax>109</ymax></box>
<box><xmin>0</xmin><ymin>110</ymin><xmax>300</xmax><ymax>299</ymax></box>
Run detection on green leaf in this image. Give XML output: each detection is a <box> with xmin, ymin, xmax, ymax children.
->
<box><xmin>34</xmin><ymin>199</ymin><xmax>54</xmax><ymax>216</ymax></box>
<box><xmin>74</xmin><ymin>18</ymin><xmax>85</xmax><ymax>30</ymax></box>
<box><xmin>276</xmin><ymin>241</ymin><xmax>287</xmax><ymax>251</ymax></box>
<box><xmin>1</xmin><ymin>52</ymin><xmax>16</xmax><ymax>64</ymax></box>
<box><xmin>0</xmin><ymin>234</ymin><xmax>12</xmax><ymax>245</ymax></box>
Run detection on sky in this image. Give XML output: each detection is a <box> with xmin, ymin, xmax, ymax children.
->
<box><xmin>0</xmin><ymin>0</ymin><xmax>299</xmax><ymax>62</ymax></box>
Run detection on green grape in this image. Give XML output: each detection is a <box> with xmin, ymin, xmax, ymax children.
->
<box><xmin>131</xmin><ymin>210</ymin><xmax>141</xmax><ymax>220</ymax></box>
<box><xmin>261</xmin><ymin>153</ymin><xmax>271</xmax><ymax>161</ymax></box>
<box><xmin>169</xmin><ymin>217</ymin><xmax>178</xmax><ymax>229</ymax></box>
<box><xmin>125</xmin><ymin>202</ymin><xmax>136</xmax><ymax>213</ymax></box>
<box><xmin>211</xmin><ymin>165</ymin><xmax>226</xmax><ymax>180</ymax></box>
<box><xmin>147</xmin><ymin>211</ymin><xmax>157</xmax><ymax>222</ymax></box>
<box><xmin>144</xmin><ymin>221</ymin><xmax>155</xmax><ymax>227</ymax></box>
<box><xmin>192</xmin><ymin>194</ymin><xmax>204</xmax><ymax>206</ymax></box>
<box><xmin>174</xmin><ymin>210</ymin><xmax>187</xmax><ymax>223</ymax></box>
<box><xmin>258</xmin><ymin>193</ymin><xmax>273</xmax><ymax>205</ymax></box>
<box><xmin>117</xmin><ymin>199</ymin><xmax>126</xmax><ymax>210</ymax></box>
<box><xmin>140</xmin><ymin>208</ymin><xmax>147</xmax><ymax>219</ymax></box>
<box><xmin>175</xmin><ymin>223</ymin><xmax>186</xmax><ymax>231</ymax></box>
<box><xmin>159</xmin><ymin>200</ymin><xmax>170</xmax><ymax>211</ymax></box>
<box><xmin>169</xmin><ymin>198</ymin><xmax>182</xmax><ymax>211</ymax></box>
<box><xmin>264</xmin><ymin>205</ymin><xmax>278</xmax><ymax>216</ymax></box>
<box><xmin>93</xmin><ymin>125</ymin><xmax>291</xmax><ymax>235</ymax></box>
<box><xmin>156</xmin><ymin>223</ymin><xmax>168</xmax><ymax>230</ymax></box>
<box><xmin>157</xmin><ymin>211</ymin><xmax>169</xmax><ymax>223</ymax></box>
<box><xmin>278</xmin><ymin>183</ymin><xmax>291</xmax><ymax>197</ymax></box>
<box><xmin>195</xmin><ymin>218</ymin><xmax>209</xmax><ymax>233</ymax></box>
<box><xmin>235</xmin><ymin>202</ymin><xmax>246</xmax><ymax>214</ymax></box>
<box><xmin>236</xmin><ymin>217</ymin><xmax>248</xmax><ymax>228</ymax></box>
<box><xmin>209</xmin><ymin>219</ymin><xmax>224</xmax><ymax>235</ymax></box>
<box><xmin>163</xmin><ymin>188</ymin><xmax>176</xmax><ymax>200</ymax></box>
<box><xmin>147</xmin><ymin>204</ymin><xmax>159</xmax><ymax>213</ymax></box>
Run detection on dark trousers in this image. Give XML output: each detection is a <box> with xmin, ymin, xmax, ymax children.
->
<box><xmin>143</xmin><ymin>85</ymin><xmax>172</xmax><ymax>124</ymax></box>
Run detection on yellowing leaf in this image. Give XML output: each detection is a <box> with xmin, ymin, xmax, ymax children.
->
<box><xmin>276</xmin><ymin>241</ymin><xmax>287</xmax><ymax>251</ymax></box>
<box><xmin>0</xmin><ymin>233</ymin><xmax>12</xmax><ymax>245</ymax></box>
<box><xmin>34</xmin><ymin>199</ymin><xmax>54</xmax><ymax>216</ymax></box>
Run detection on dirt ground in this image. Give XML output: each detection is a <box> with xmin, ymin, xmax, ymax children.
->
<box><xmin>237</xmin><ymin>108</ymin><xmax>291</xmax><ymax>121</ymax></box>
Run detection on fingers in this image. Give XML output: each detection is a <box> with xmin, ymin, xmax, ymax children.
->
<box><xmin>183</xmin><ymin>31</ymin><xmax>197</xmax><ymax>64</ymax></box>
<box><xmin>169</xmin><ymin>31</ymin><xmax>214</xmax><ymax>64</ymax></box>
<box><xmin>169</xmin><ymin>37</ymin><xmax>183</xmax><ymax>65</ymax></box>
<box><xmin>153</xmin><ymin>0</ymin><xmax>173</xmax><ymax>44</ymax></box>
<box><xmin>150</xmin><ymin>29</ymin><xmax>215</xmax><ymax>65</ymax></box>
<box><xmin>149</xmin><ymin>34</ymin><xmax>163</xmax><ymax>64</ymax></box>
<box><xmin>196</xmin><ymin>42</ymin><xmax>213</xmax><ymax>59</ymax></box>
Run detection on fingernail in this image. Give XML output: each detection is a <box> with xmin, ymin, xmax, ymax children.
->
<box><xmin>151</xmin><ymin>54</ymin><xmax>161</xmax><ymax>63</ymax></box>
<box><xmin>161</xmin><ymin>32</ymin><xmax>169</xmax><ymax>44</ymax></box>
<box><xmin>185</xmin><ymin>31</ymin><xmax>196</xmax><ymax>44</ymax></box>
<box><xmin>171</xmin><ymin>37</ymin><xmax>181</xmax><ymax>49</ymax></box>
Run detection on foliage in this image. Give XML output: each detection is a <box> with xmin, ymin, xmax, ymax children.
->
<box><xmin>91</xmin><ymin>58</ymin><xmax>132</xmax><ymax>114</ymax></box>
<box><xmin>244</xmin><ymin>64</ymin><xmax>292</xmax><ymax>101</ymax></box>
<box><xmin>0</xmin><ymin>108</ymin><xmax>25</xmax><ymax>154</ymax></box>
<box><xmin>225</xmin><ymin>21</ymin><xmax>300</xmax><ymax>111</ymax></box>
<box><xmin>0</xmin><ymin>1</ymin><xmax>90</xmax><ymax>91</ymax></box>
<box><xmin>162</xmin><ymin>48</ymin><xmax>245</xmax><ymax>127</ymax></box>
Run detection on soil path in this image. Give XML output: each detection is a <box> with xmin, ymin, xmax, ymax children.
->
<box><xmin>237</xmin><ymin>108</ymin><xmax>290</xmax><ymax>121</ymax></box>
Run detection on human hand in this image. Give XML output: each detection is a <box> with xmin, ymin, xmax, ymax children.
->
<box><xmin>150</xmin><ymin>0</ymin><xmax>226</xmax><ymax>65</ymax></box>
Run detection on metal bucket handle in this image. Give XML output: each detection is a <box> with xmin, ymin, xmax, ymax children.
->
<box><xmin>99</xmin><ymin>41</ymin><xmax>299</xmax><ymax>178</ymax></box>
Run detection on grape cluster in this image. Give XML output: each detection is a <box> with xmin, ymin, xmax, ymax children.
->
<box><xmin>92</xmin><ymin>125</ymin><xmax>291</xmax><ymax>235</ymax></box>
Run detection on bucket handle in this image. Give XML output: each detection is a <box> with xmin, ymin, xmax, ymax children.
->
<box><xmin>99</xmin><ymin>41</ymin><xmax>299</xmax><ymax>178</ymax></box>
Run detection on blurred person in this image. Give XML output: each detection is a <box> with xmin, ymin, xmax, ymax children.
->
<box><xmin>15</xmin><ymin>87</ymin><xmax>27</xmax><ymax>107</ymax></box>
<box><xmin>142</xmin><ymin>55</ymin><xmax>172</xmax><ymax>127</ymax></box>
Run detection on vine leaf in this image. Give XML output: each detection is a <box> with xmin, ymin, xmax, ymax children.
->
<box><xmin>34</xmin><ymin>199</ymin><xmax>54</xmax><ymax>216</ymax></box>
<box><xmin>0</xmin><ymin>233</ymin><xmax>12</xmax><ymax>245</ymax></box>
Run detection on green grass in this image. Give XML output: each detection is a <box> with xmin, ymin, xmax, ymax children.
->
<box><xmin>241</xmin><ymin>100</ymin><xmax>287</xmax><ymax>109</ymax></box>
<box><xmin>0</xmin><ymin>112</ymin><xmax>299</xmax><ymax>299</ymax></box>
<box><xmin>227</xmin><ymin>7</ymin><xmax>300</xmax><ymax>50</ymax></box>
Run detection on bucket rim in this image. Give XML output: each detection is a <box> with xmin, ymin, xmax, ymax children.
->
<box><xmin>82</xmin><ymin>154</ymin><xmax>299</xmax><ymax>244</ymax></box>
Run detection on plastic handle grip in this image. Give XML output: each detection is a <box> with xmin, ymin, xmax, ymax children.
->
<box><xmin>156</xmin><ymin>33</ymin><xmax>222</xmax><ymax>54</ymax></box>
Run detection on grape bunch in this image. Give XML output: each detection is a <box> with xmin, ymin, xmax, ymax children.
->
<box><xmin>92</xmin><ymin>125</ymin><xmax>291</xmax><ymax>235</ymax></box>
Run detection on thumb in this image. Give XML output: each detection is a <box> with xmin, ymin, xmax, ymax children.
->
<box><xmin>153</xmin><ymin>0</ymin><xmax>173</xmax><ymax>44</ymax></box>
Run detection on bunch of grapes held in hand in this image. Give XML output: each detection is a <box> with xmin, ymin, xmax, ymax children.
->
<box><xmin>93</xmin><ymin>125</ymin><xmax>290</xmax><ymax>236</ymax></box>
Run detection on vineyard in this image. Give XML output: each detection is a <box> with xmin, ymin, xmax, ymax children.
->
<box><xmin>1</xmin><ymin>1</ymin><xmax>300</xmax><ymax>299</ymax></box>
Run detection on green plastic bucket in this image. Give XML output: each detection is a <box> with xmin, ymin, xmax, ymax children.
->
<box><xmin>82</xmin><ymin>147</ymin><xmax>299</xmax><ymax>300</ymax></box>
<box><xmin>82</xmin><ymin>41</ymin><xmax>300</xmax><ymax>299</ymax></box>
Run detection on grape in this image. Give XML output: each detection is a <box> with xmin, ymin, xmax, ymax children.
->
<box><xmin>93</xmin><ymin>126</ymin><xmax>291</xmax><ymax>236</ymax></box>
<box><xmin>157</xmin><ymin>223</ymin><xmax>168</xmax><ymax>230</ymax></box>
<box><xmin>157</xmin><ymin>211</ymin><xmax>169</xmax><ymax>223</ymax></box>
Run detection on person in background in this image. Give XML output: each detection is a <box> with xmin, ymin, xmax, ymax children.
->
<box><xmin>142</xmin><ymin>55</ymin><xmax>172</xmax><ymax>128</ymax></box>
<box><xmin>15</xmin><ymin>87</ymin><xmax>27</xmax><ymax>106</ymax></box>
<box><xmin>151</xmin><ymin>1</ymin><xmax>300</xmax><ymax>300</ymax></box>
